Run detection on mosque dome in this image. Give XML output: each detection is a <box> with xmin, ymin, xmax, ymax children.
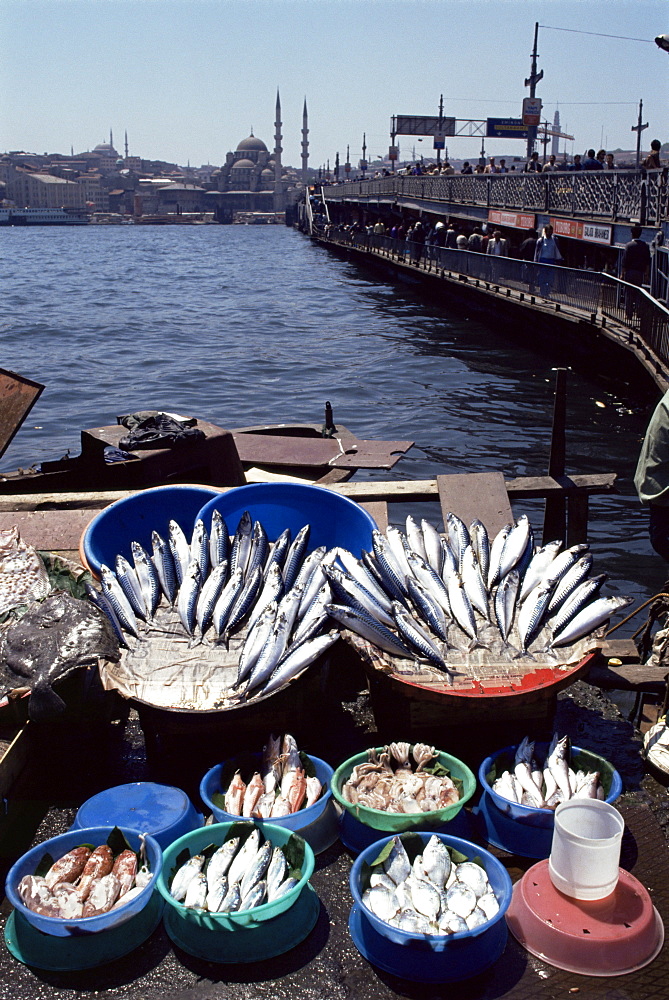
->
<box><xmin>236</xmin><ymin>135</ymin><xmax>268</xmax><ymax>153</ymax></box>
<box><xmin>92</xmin><ymin>142</ymin><xmax>118</xmax><ymax>157</ymax></box>
<box><xmin>261</xmin><ymin>168</ymin><xmax>274</xmax><ymax>177</ymax></box>
<box><xmin>232</xmin><ymin>158</ymin><xmax>255</xmax><ymax>169</ymax></box>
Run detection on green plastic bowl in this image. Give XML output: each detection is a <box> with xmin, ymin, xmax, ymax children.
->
<box><xmin>331</xmin><ymin>746</ymin><xmax>476</xmax><ymax>833</ymax></box>
<box><xmin>156</xmin><ymin>821</ymin><xmax>315</xmax><ymax>932</ymax></box>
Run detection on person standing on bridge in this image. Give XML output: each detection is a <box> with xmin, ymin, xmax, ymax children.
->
<box><xmin>534</xmin><ymin>224</ymin><xmax>562</xmax><ymax>298</ymax></box>
<box><xmin>486</xmin><ymin>230</ymin><xmax>508</xmax><ymax>255</ymax></box>
<box><xmin>524</xmin><ymin>151</ymin><xmax>542</xmax><ymax>172</ymax></box>
<box><xmin>635</xmin><ymin>390</ymin><xmax>669</xmax><ymax>562</ymax></box>
<box><xmin>622</xmin><ymin>225</ymin><xmax>651</xmax><ymax>318</ymax></box>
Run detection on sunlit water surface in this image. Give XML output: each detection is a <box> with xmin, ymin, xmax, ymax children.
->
<box><xmin>1</xmin><ymin>224</ymin><xmax>663</xmax><ymax>633</ymax></box>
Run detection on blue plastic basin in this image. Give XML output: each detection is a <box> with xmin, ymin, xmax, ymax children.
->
<box><xmin>199</xmin><ymin>754</ymin><xmax>333</xmax><ymax>843</ymax></box>
<box><xmin>80</xmin><ymin>484</ymin><xmax>221</xmax><ymax>578</ymax></box>
<box><xmin>196</xmin><ymin>482</ymin><xmax>377</xmax><ymax>558</ymax></box>
<box><xmin>72</xmin><ymin>782</ymin><xmax>203</xmax><ymax>850</ymax></box>
<box><xmin>478</xmin><ymin>743</ymin><xmax>623</xmax><ymax>827</ymax></box>
<box><xmin>349</xmin><ymin>831</ymin><xmax>512</xmax><ymax>977</ymax></box>
<box><xmin>6</xmin><ymin>826</ymin><xmax>162</xmax><ymax>937</ymax></box>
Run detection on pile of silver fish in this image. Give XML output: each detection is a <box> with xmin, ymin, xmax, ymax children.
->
<box><xmin>170</xmin><ymin>828</ymin><xmax>299</xmax><ymax>912</ymax></box>
<box><xmin>361</xmin><ymin>835</ymin><xmax>499</xmax><ymax>935</ymax></box>
<box><xmin>17</xmin><ymin>843</ymin><xmax>151</xmax><ymax>919</ymax></box>
<box><xmin>325</xmin><ymin>514</ymin><xmax>632</xmax><ymax>672</ymax></box>
<box><xmin>341</xmin><ymin>742</ymin><xmax>460</xmax><ymax>814</ymax></box>
<box><xmin>491</xmin><ymin>734</ymin><xmax>606</xmax><ymax>809</ymax></box>
<box><xmin>85</xmin><ymin>510</ymin><xmax>342</xmax><ymax>701</ymax></box>
<box><xmin>224</xmin><ymin>733</ymin><xmax>323</xmax><ymax>818</ymax></box>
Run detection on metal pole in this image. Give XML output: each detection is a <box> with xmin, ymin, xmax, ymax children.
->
<box><xmin>631</xmin><ymin>99</ymin><xmax>648</xmax><ymax>168</ymax></box>
<box><xmin>543</xmin><ymin>368</ymin><xmax>568</xmax><ymax>543</ymax></box>
<box><xmin>436</xmin><ymin>94</ymin><xmax>443</xmax><ymax>168</ymax></box>
<box><xmin>525</xmin><ymin>21</ymin><xmax>543</xmax><ymax>160</ymax></box>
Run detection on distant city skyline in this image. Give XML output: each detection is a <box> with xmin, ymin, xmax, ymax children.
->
<box><xmin>1</xmin><ymin>1</ymin><xmax>665</xmax><ymax>170</ymax></box>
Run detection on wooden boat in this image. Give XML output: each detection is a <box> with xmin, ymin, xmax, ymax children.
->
<box><xmin>0</xmin><ymin>371</ymin><xmax>414</xmax><ymax>494</ymax></box>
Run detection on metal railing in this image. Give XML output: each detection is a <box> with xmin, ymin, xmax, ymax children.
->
<box><xmin>316</xmin><ymin>226</ymin><xmax>669</xmax><ymax>375</ymax></box>
<box><xmin>321</xmin><ymin>169</ymin><xmax>669</xmax><ymax>227</ymax></box>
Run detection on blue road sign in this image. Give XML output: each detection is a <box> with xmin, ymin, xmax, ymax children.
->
<box><xmin>486</xmin><ymin>118</ymin><xmax>529</xmax><ymax>139</ymax></box>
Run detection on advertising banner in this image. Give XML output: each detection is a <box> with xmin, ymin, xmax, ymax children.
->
<box><xmin>550</xmin><ymin>217</ymin><xmax>612</xmax><ymax>245</ymax></box>
<box><xmin>488</xmin><ymin>209</ymin><xmax>536</xmax><ymax>230</ymax></box>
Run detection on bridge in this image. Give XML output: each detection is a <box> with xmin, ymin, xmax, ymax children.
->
<box><xmin>318</xmin><ymin>168</ymin><xmax>669</xmax><ymax>245</ymax></box>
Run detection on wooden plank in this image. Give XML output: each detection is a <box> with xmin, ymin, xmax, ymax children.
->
<box><xmin>0</xmin><ymin>510</ymin><xmax>94</xmax><ymax>551</ymax></box>
<box><xmin>360</xmin><ymin>501</ymin><xmax>388</xmax><ymax>532</ymax></box>
<box><xmin>0</xmin><ymin>472</ymin><xmax>618</xmax><ymax>513</ymax></box>
<box><xmin>437</xmin><ymin>472</ymin><xmax>513</xmax><ymax>536</ymax></box>
<box><xmin>586</xmin><ymin>659</ymin><xmax>668</xmax><ymax>692</ymax></box>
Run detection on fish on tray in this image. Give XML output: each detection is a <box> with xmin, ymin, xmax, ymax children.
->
<box><xmin>328</xmin><ymin>514</ymin><xmax>632</xmax><ymax>668</ymax></box>
<box><xmin>91</xmin><ymin>512</ymin><xmax>341</xmax><ymax>706</ymax></box>
<box><xmin>169</xmin><ymin>826</ymin><xmax>301</xmax><ymax>912</ymax></box>
<box><xmin>221</xmin><ymin>733</ymin><xmax>323</xmax><ymax>818</ymax></box>
<box><xmin>341</xmin><ymin>742</ymin><xmax>460</xmax><ymax>814</ymax></box>
<box><xmin>491</xmin><ymin>734</ymin><xmax>606</xmax><ymax>809</ymax></box>
<box><xmin>361</xmin><ymin>835</ymin><xmax>499</xmax><ymax>935</ymax></box>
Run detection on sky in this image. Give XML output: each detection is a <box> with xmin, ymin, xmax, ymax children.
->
<box><xmin>0</xmin><ymin>0</ymin><xmax>666</xmax><ymax>170</ymax></box>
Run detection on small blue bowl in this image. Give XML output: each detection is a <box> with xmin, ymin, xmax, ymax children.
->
<box><xmin>80</xmin><ymin>484</ymin><xmax>221</xmax><ymax>578</ymax></box>
<box><xmin>349</xmin><ymin>831</ymin><xmax>512</xmax><ymax>980</ymax></box>
<box><xmin>478</xmin><ymin>743</ymin><xmax>623</xmax><ymax>827</ymax></box>
<box><xmin>72</xmin><ymin>782</ymin><xmax>203</xmax><ymax>850</ymax></box>
<box><xmin>6</xmin><ymin>826</ymin><xmax>162</xmax><ymax>938</ymax></box>
<box><xmin>199</xmin><ymin>754</ymin><xmax>333</xmax><ymax>851</ymax></box>
<box><xmin>196</xmin><ymin>482</ymin><xmax>377</xmax><ymax>559</ymax></box>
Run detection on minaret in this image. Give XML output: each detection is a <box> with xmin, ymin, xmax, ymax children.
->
<box><xmin>125</xmin><ymin>130</ymin><xmax>129</xmax><ymax>160</ymax></box>
<box><xmin>551</xmin><ymin>109</ymin><xmax>560</xmax><ymax>158</ymax></box>
<box><xmin>301</xmin><ymin>98</ymin><xmax>309</xmax><ymax>185</ymax></box>
<box><xmin>110</xmin><ymin>128</ymin><xmax>114</xmax><ymax>150</ymax></box>
<box><xmin>273</xmin><ymin>89</ymin><xmax>284</xmax><ymax>211</ymax></box>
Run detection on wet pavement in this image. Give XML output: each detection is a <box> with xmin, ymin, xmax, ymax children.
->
<box><xmin>0</xmin><ymin>662</ymin><xmax>668</xmax><ymax>1000</ymax></box>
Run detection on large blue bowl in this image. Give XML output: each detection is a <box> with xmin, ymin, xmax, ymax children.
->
<box><xmin>199</xmin><ymin>754</ymin><xmax>333</xmax><ymax>846</ymax></box>
<box><xmin>349</xmin><ymin>831</ymin><xmax>512</xmax><ymax>980</ymax></box>
<box><xmin>196</xmin><ymin>482</ymin><xmax>377</xmax><ymax>558</ymax></box>
<box><xmin>72</xmin><ymin>782</ymin><xmax>203</xmax><ymax>850</ymax></box>
<box><xmin>6</xmin><ymin>826</ymin><xmax>162</xmax><ymax>938</ymax></box>
<box><xmin>478</xmin><ymin>743</ymin><xmax>623</xmax><ymax>826</ymax></box>
<box><xmin>80</xmin><ymin>484</ymin><xmax>221</xmax><ymax>578</ymax></box>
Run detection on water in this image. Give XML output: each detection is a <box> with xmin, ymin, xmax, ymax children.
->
<box><xmin>0</xmin><ymin>224</ymin><xmax>664</xmax><ymax>630</ymax></box>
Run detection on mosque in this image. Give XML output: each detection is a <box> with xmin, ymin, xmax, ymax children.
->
<box><xmin>208</xmin><ymin>92</ymin><xmax>309</xmax><ymax>220</ymax></box>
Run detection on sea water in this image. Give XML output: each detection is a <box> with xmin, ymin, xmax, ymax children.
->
<box><xmin>0</xmin><ymin>223</ymin><xmax>663</xmax><ymax>620</ymax></box>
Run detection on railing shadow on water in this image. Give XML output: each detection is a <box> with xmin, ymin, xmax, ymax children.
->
<box><xmin>317</xmin><ymin>227</ymin><xmax>669</xmax><ymax>378</ymax></box>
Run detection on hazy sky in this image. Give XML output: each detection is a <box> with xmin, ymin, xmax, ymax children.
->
<box><xmin>1</xmin><ymin>0</ymin><xmax>666</xmax><ymax>169</ymax></box>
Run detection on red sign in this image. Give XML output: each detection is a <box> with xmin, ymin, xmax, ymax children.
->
<box><xmin>550</xmin><ymin>218</ymin><xmax>612</xmax><ymax>245</ymax></box>
<box><xmin>488</xmin><ymin>210</ymin><xmax>536</xmax><ymax>230</ymax></box>
<box><xmin>522</xmin><ymin>97</ymin><xmax>542</xmax><ymax>126</ymax></box>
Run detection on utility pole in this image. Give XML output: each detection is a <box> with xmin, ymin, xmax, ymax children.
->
<box><xmin>525</xmin><ymin>21</ymin><xmax>543</xmax><ymax>160</ymax></box>
<box><xmin>631</xmin><ymin>99</ymin><xmax>648</xmax><ymax>168</ymax></box>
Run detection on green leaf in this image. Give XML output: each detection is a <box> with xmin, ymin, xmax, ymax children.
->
<box><xmin>34</xmin><ymin>852</ymin><xmax>55</xmax><ymax>879</ymax></box>
<box><xmin>106</xmin><ymin>826</ymin><xmax>132</xmax><ymax>857</ymax></box>
<box><xmin>211</xmin><ymin>792</ymin><xmax>227</xmax><ymax>810</ymax></box>
<box><xmin>298</xmin><ymin>751</ymin><xmax>317</xmax><ymax>780</ymax></box>
<box><xmin>38</xmin><ymin>552</ymin><xmax>92</xmax><ymax>599</ymax></box>
<box><xmin>281</xmin><ymin>832</ymin><xmax>305</xmax><ymax>880</ymax></box>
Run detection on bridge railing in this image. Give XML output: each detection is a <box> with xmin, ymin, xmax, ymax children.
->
<box><xmin>321</xmin><ymin>169</ymin><xmax>669</xmax><ymax>226</ymax></box>
<box><xmin>318</xmin><ymin>227</ymin><xmax>669</xmax><ymax>371</ymax></box>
